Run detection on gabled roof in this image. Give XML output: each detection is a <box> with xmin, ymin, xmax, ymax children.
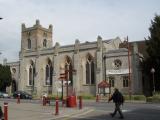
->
<box><xmin>98</xmin><ymin>80</ymin><xmax>110</xmax><ymax>88</ymax></box>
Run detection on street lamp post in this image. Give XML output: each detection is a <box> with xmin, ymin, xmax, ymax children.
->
<box><xmin>59</xmin><ymin>73</ymin><xmax>65</xmax><ymax>100</ymax></box>
<box><xmin>151</xmin><ymin>68</ymin><xmax>155</xmax><ymax>93</ymax></box>
<box><xmin>126</xmin><ymin>36</ymin><xmax>132</xmax><ymax>100</ymax></box>
<box><xmin>65</xmin><ymin>69</ymin><xmax>76</xmax><ymax>97</ymax></box>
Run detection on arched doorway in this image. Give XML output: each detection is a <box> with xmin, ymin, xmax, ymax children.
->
<box><xmin>12</xmin><ymin>80</ymin><xmax>17</xmax><ymax>93</ymax></box>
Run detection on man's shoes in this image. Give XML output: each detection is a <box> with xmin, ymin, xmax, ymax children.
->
<box><xmin>119</xmin><ymin>116</ymin><xmax>124</xmax><ymax>119</ymax></box>
<box><xmin>110</xmin><ymin>113</ymin><xmax>114</xmax><ymax>117</ymax></box>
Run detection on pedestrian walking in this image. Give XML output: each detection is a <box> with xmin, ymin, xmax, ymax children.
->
<box><xmin>108</xmin><ymin>88</ymin><xmax>124</xmax><ymax>119</ymax></box>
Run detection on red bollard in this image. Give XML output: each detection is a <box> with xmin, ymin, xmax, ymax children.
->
<box><xmin>96</xmin><ymin>94</ymin><xmax>99</xmax><ymax>102</ymax></box>
<box><xmin>55</xmin><ymin>97</ymin><xmax>59</xmax><ymax>115</ymax></box>
<box><xmin>43</xmin><ymin>96</ymin><xmax>46</xmax><ymax>106</ymax></box>
<box><xmin>79</xmin><ymin>96</ymin><xmax>82</xmax><ymax>109</ymax></box>
<box><xmin>17</xmin><ymin>94</ymin><xmax>20</xmax><ymax>104</ymax></box>
<box><xmin>4</xmin><ymin>102</ymin><xmax>8</xmax><ymax>120</ymax></box>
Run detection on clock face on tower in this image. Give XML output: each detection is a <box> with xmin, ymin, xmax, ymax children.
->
<box><xmin>113</xmin><ymin>59</ymin><xmax>122</xmax><ymax>69</ymax></box>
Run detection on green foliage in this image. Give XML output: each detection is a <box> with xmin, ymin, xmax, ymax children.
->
<box><xmin>124</xmin><ymin>95</ymin><xmax>146</xmax><ymax>101</ymax></box>
<box><xmin>48</xmin><ymin>94</ymin><xmax>61</xmax><ymax>100</ymax></box>
<box><xmin>0</xmin><ymin>64</ymin><xmax>12</xmax><ymax>91</ymax></box>
<box><xmin>133</xmin><ymin>95</ymin><xmax>146</xmax><ymax>100</ymax></box>
<box><xmin>146</xmin><ymin>93</ymin><xmax>160</xmax><ymax>103</ymax></box>
<box><xmin>81</xmin><ymin>93</ymin><xmax>95</xmax><ymax>99</ymax></box>
<box><xmin>146</xmin><ymin>97</ymin><xmax>153</xmax><ymax>102</ymax></box>
<box><xmin>153</xmin><ymin>91</ymin><xmax>160</xmax><ymax>95</ymax></box>
<box><xmin>144</xmin><ymin>14</ymin><xmax>160</xmax><ymax>92</ymax></box>
<box><xmin>146</xmin><ymin>14</ymin><xmax>160</xmax><ymax>58</ymax></box>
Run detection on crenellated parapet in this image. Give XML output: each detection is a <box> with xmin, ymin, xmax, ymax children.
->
<box><xmin>21</xmin><ymin>19</ymin><xmax>52</xmax><ymax>33</ymax></box>
<box><xmin>21</xmin><ymin>20</ymin><xmax>53</xmax><ymax>52</ymax></box>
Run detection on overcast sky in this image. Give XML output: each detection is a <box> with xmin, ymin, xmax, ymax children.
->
<box><xmin>0</xmin><ymin>0</ymin><xmax>160</xmax><ymax>63</ymax></box>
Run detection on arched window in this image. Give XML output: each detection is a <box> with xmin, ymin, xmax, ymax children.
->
<box><xmin>29</xmin><ymin>66</ymin><xmax>33</xmax><ymax>85</ymax></box>
<box><xmin>11</xmin><ymin>79</ymin><xmax>17</xmax><ymax>93</ymax></box>
<box><xmin>123</xmin><ymin>76</ymin><xmax>129</xmax><ymax>87</ymax></box>
<box><xmin>45</xmin><ymin>59</ymin><xmax>53</xmax><ymax>85</ymax></box>
<box><xmin>43</xmin><ymin>39</ymin><xmax>47</xmax><ymax>47</ymax></box>
<box><xmin>28</xmin><ymin>39</ymin><xmax>31</xmax><ymax>49</ymax></box>
<box><xmin>86</xmin><ymin>54</ymin><xmax>95</xmax><ymax>85</ymax></box>
<box><xmin>28</xmin><ymin>61</ymin><xmax>35</xmax><ymax>86</ymax></box>
<box><xmin>46</xmin><ymin>65</ymin><xmax>49</xmax><ymax>84</ymax></box>
<box><xmin>65</xmin><ymin>56</ymin><xmax>73</xmax><ymax>85</ymax></box>
<box><xmin>109</xmin><ymin>76</ymin><xmax>115</xmax><ymax>87</ymax></box>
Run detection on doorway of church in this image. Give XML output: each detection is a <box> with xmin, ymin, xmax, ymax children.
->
<box><xmin>11</xmin><ymin>80</ymin><xmax>17</xmax><ymax>93</ymax></box>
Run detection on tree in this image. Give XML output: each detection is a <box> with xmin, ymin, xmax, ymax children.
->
<box><xmin>0</xmin><ymin>64</ymin><xmax>12</xmax><ymax>92</ymax></box>
<box><xmin>145</xmin><ymin>14</ymin><xmax>160</xmax><ymax>92</ymax></box>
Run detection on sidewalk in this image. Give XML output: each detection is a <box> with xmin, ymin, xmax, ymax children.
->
<box><xmin>0</xmin><ymin>100</ymin><xmax>93</xmax><ymax>120</ymax></box>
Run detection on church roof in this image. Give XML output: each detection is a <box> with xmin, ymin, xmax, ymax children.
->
<box><xmin>107</xmin><ymin>48</ymin><xmax>128</xmax><ymax>54</ymax></box>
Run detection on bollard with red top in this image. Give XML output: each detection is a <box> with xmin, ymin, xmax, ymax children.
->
<box><xmin>55</xmin><ymin>97</ymin><xmax>59</xmax><ymax>115</ymax></box>
<box><xmin>96</xmin><ymin>94</ymin><xmax>99</xmax><ymax>102</ymax></box>
<box><xmin>17</xmin><ymin>94</ymin><xmax>20</xmax><ymax>104</ymax></box>
<box><xmin>42</xmin><ymin>96</ymin><xmax>46</xmax><ymax>106</ymax></box>
<box><xmin>4</xmin><ymin>102</ymin><xmax>8</xmax><ymax>120</ymax></box>
<box><xmin>79</xmin><ymin>96</ymin><xmax>82</xmax><ymax>109</ymax></box>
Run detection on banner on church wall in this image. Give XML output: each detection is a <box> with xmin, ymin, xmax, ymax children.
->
<box><xmin>106</xmin><ymin>69</ymin><xmax>130</xmax><ymax>75</ymax></box>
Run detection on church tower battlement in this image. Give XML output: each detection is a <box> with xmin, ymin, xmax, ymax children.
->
<box><xmin>21</xmin><ymin>20</ymin><xmax>53</xmax><ymax>52</ymax></box>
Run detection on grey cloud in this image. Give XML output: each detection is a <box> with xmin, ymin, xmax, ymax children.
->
<box><xmin>0</xmin><ymin>0</ymin><xmax>160</xmax><ymax>63</ymax></box>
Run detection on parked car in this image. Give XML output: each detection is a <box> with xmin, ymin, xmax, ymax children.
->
<box><xmin>12</xmin><ymin>91</ymin><xmax>32</xmax><ymax>99</ymax></box>
<box><xmin>0</xmin><ymin>92</ymin><xmax>9</xmax><ymax>98</ymax></box>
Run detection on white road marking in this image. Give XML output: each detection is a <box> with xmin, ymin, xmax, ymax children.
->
<box><xmin>72</xmin><ymin>109</ymin><xmax>95</xmax><ymax>117</ymax></box>
<box><xmin>62</xmin><ymin>109</ymin><xmax>94</xmax><ymax>120</ymax></box>
<box><xmin>95</xmin><ymin>109</ymin><xmax>131</xmax><ymax>113</ymax></box>
<box><xmin>122</xmin><ymin>109</ymin><xmax>131</xmax><ymax>112</ymax></box>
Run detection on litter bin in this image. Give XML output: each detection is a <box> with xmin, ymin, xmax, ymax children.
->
<box><xmin>66</xmin><ymin>95</ymin><xmax>77</xmax><ymax>107</ymax></box>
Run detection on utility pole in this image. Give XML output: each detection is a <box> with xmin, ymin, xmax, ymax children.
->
<box><xmin>151</xmin><ymin>68</ymin><xmax>155</xmax><ymax>93</ymax></box>
<box><xmin>127</xmin><ymin>36</ymin><xmax>132</xmax><ymax>100</ymax></box>
<box><xmin>65</xmin><ymin>69</ymin><xmax>76</xmax><ymax>97</ymax></box>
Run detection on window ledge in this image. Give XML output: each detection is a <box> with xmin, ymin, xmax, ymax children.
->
<box><xmin>82</xmin><ymin>84</ymin><xmax>96</xmax><ymax>86</ymax></box>
<box><xmin>43</xmin><ymin>85</ymin><xmax>52</xmax><ymax>87</ymax></box>
<box><xmin>26</xmin><ymin>85</ymin><xmax>33</xmax><ymax>87</ymax></box>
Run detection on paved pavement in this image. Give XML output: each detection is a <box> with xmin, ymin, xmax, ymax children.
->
<box><xmin>0</xmin><ymin>99</ymin><xmax>93</xmax><ymax>120</ymax></box>
<box><xmin>1</xmin><ymin>98</ymin><xmax>160</xmax><ymax>120</ymax></box>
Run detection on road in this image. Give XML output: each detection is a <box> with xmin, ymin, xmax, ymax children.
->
<box><xmin>60</xmin><ymin>101</ymin><xmax>160</xmax><ymax>120</ymax></box>
<box><xmin>1</xmin><ymin>98</ymin><xmax>160</xmax><ymax>120</ymax></box>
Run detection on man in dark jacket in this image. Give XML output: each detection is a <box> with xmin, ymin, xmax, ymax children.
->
<box><xmin>108</xmin><ymin>88</ymin><xmax>124</xmax><ymax>119</ymax></box>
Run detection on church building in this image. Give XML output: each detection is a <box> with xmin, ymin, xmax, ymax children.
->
<box><xmin>6</xmin><ymin>20</ymin><xmax>143</xmax><ymax>97</ymax></box>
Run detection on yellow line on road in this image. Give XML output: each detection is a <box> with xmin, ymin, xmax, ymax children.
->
<box><xmin>63</xmin><ymin>109</ymin><xmax>95</xmax><ymax>120</ymax></box>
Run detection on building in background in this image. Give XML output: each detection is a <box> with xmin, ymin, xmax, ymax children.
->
<box><xmin>6</xmin><ymin>20</ymin><xmax>145</xmax><ymax>97</ymax></box>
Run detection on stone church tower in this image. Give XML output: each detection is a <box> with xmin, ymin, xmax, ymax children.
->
<box><xmin>21</xmin><ymin>19</ymin><xmax>53</xmax><ymax>51</ymax></box>
<box><xmin>19</xmin><ymin>20</ymin><xmax>54</xmax><ymax>96</ymax></box>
